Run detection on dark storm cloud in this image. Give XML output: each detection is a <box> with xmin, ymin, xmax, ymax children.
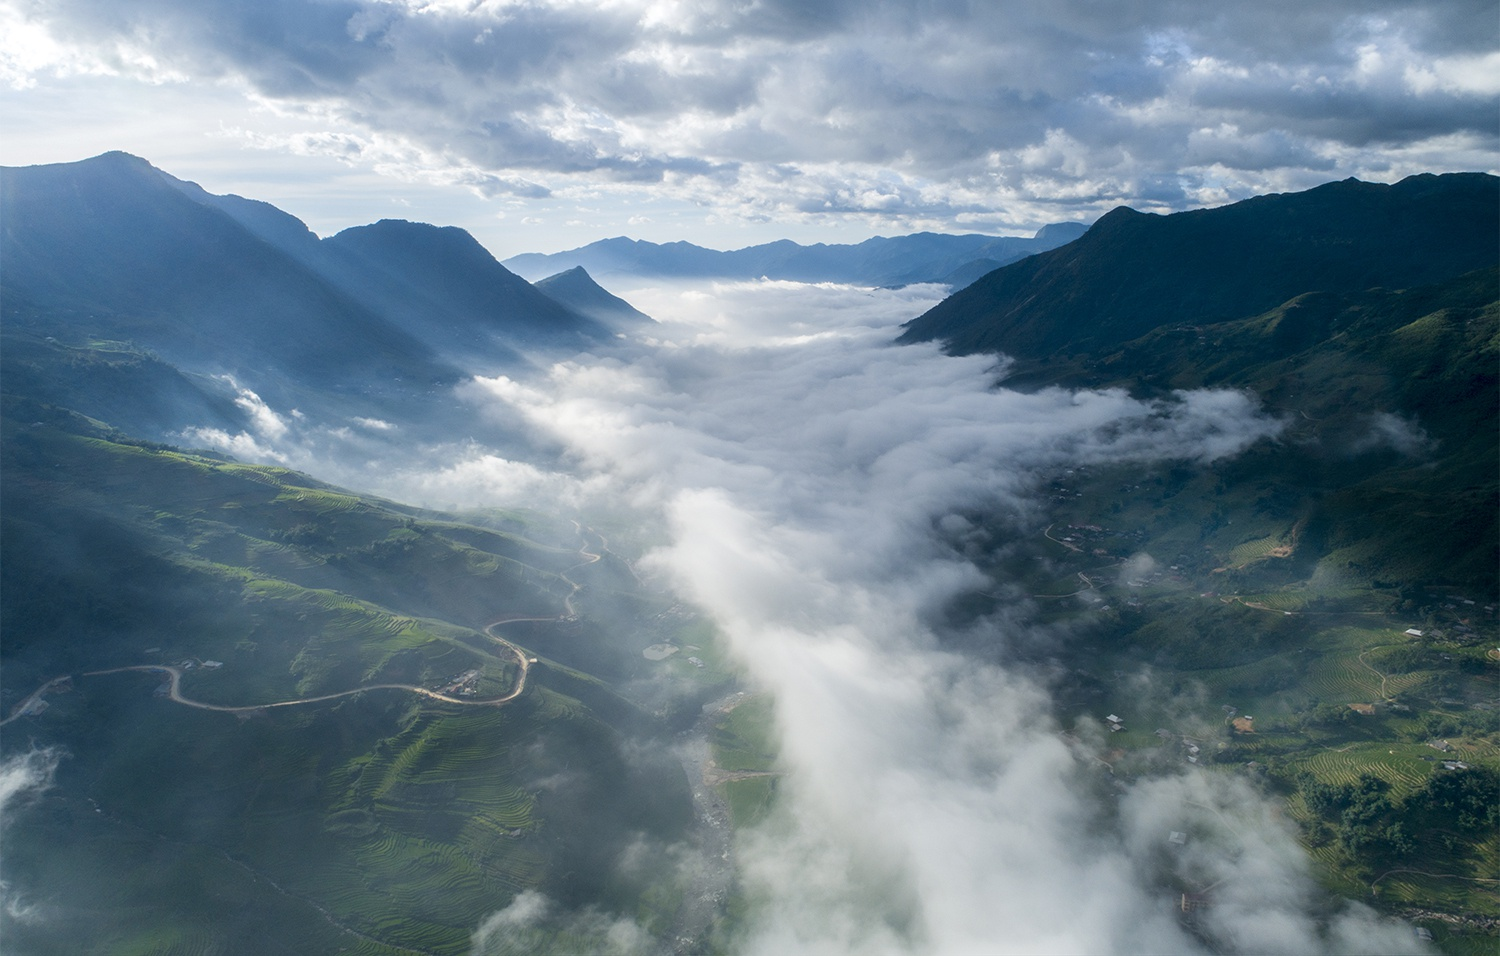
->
<box><xmin>12</xmin><ymin>0</ymin><xmax>1494</xmax><ymax>244</ymax></box>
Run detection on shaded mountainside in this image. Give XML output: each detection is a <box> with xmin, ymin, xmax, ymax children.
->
<box><xmin>0</xmin><ymin>152</ymin><xmax>452</xmax><ymax>388</ymax></box>
<box><xmin>503</xmin><ymin>223</ymin><xmax>1089</xmax><ymax>286</ymax></box>
<box><xmin>900</xmin><ymin>173</ymin><xmax>1498</xmax><ymax>362</ymax></box>
<box><xmin>0</xmin><ymin>152</ymin><xmax>616</xmax><ymax>401</ymax></box>
<box><xmin>0</xmin><ymin>394</ymin><xmax>698</xmax><ymax>954</ymax></box>
<box><xmin>900</xmin><ymin>173</ymin><xmax>1499</xmax><ymax>592</ymax></box>
<box><xmin>534</xmin><ymin>266</ymin><xmax>654</xmax><ymax>326</ymax></box>
<box><xmin>316</xmin><ymin>219</ymin><xmax>610</xmax><ymax>355</ymax></box>
<box><xmin>0</xmin><ymin>152</ymin><xmax>658</xmax><ymax>450</ymax></box>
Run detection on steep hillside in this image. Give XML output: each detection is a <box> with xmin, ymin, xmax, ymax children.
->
<box><xmin>0</xmin><ymin>152</ymin><xmax>626</xmax><ymax>444</ymax></box>
<box><xmin>899</xmin><ymin>173</ymin><xmax>1498</xmax><ymax>363</ymax></box>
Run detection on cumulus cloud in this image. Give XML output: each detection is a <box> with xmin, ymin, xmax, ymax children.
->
<box><xmin>224</xmin><ymin>376</ymin><xmax>289</xmax><ymax>441</ymax></box>
<box><xmin>433</xmin><ymin>280</ymin><xmax>1415</xmax><ymax>953</ymax></box>
<box><xmin>470</xmin><ymin>890</ymin><xmax>654</xmax><ymax>956</ymax></box>
<box><xmin>1349</xmin><ymin>411</ymin><xmax>1436</xmax><ymax>457</ymax></box>
<box><xmin>4</xmin><ymin>0</ymin><xmax>1494</xmax><ymax>234</ymax></box>
<box><xmin>0</xmin><ymin>747</ymin><xmax>59</xmax><ymax>821</ymax></box>
<box><xmin>0</xmin><ymin>748</ymin><xmax>63</xmax><ymax>928</ymax></box>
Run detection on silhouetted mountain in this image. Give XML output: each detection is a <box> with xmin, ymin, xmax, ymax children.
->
<box><xmin>0</xmin><ymin>152</ymin><xmax>451</xmax><ymax>390</ymax></box>
<box><xmin>0</xmin><ymin>152</ymin><xmax>619</xmax><ymax>440</ymax></box>
<box><xmin>166</xmin><ymin>167</ymin><xmax>610</xmax><ymax>358</ymax></box>
<box><xmin>934</xmin><ymin>258</ymin><xmax>1005</xmax><ymax>291</ymax></box>
<box><xmin>502</xmin><ymin>225</ymin><xmax>1088</xmax><ymax>286</ymax></box>
<box><xmin>534</xmin><ymin>267</ymin><xmax>653</xmax><ymax>326</ymax></box>
<box><xmin>898</xmin><ymin>173</ymin><xmax>1499</xmax><ymax>590</ymax></box>
<box><xmin>319</xmin><ymin>220</ymin><xmax>609</xmax><ymax>356</ymax></box>
<box><xmin>898</xmin><ymin>173</ymin><xmax>1499</xmax><ymax>367</ymax></box>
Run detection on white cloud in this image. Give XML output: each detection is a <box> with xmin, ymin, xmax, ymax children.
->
<box><xmin>222</xmin><ymin>376</ymin><xmax>290</xmax><ymax>441</ymax></box>
<box><xmin>0</xmin><ymin>748</ymin><xmax>59</xmax><ymax>821</ymax></box>
<box><xmin>442</xmin><ymin>280</ymin><xmax>1413</xmax><ymax>953</ymax></box>
<box><xmin>1350</xmin><ymin>411</ymin><xmax>1436</xmax><ymax>457</ymax></box>
<box><xmin>178</xmin><ymin>426</ymin><xmax>292</xmax><ymax>464</ymax></box>
<box><xmin>0</xmin><ymin>748</ymin><xmax>63</xmax><ymax>928</ymax></box>
<box><xmin>470</xmin><ymin>890</ymin><xmax>654</xmax><ymax>956</ymax></box>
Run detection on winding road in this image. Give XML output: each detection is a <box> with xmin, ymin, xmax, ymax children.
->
<box><xmin>2</xmin><ymin>523</ymin><xmax>608</xmax><ymax>723</ymax></box>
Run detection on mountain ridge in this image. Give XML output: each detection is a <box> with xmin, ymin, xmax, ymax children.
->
<box><xmin>502</xmin><ymin>224</ymin><xmax>1088</xmax><ymax>285</ymax></box>
<box><xmin>898</xmin><ymin>172</ymin><xmax>1499</xmax><ymax>365</ymax></box>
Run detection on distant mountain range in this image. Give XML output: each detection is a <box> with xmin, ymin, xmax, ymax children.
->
<box><xmin>502</xmin><ymin>223</ymin><xmax>1089</xmax><ymax>287</ymax></box>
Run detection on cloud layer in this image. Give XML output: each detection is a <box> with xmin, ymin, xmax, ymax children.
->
<box><xmin>433</xmin><ymin>280</ymin><xmax>1417</xmax><ymax>954</ymax></box>
<box><xmin>5</xmin><ymin>0</ymin><xmax>1495</xmax><ymax>237</ymax></box>
<box><xmin>159</xmin><ymin>279</ymin><xmax>1437</xmax><ymax>951</ymax></box>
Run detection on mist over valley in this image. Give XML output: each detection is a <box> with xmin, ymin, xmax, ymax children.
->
<box><xmin>1</xmin><ymin>151</ymin><xmax>1495</xmax><ymax>956</ymax></box>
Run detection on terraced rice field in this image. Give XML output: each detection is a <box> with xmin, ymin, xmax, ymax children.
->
<box><xmin>275</xmin><ymin>488</ymin><xmax>365</xmax><ymax>513</ymax></box>
<box><xmin>1226</xmin><ymin>533</ymin><xmax>1291</xmax><ymax>566</ymax></box>
<box><xmin>1300</xmin><ymin>652</ymin><xmax>1384</xmax><ymax>701</ymax></box>
<box><xmin>1235</xmin><ymin>590</ymin><xmax>1311</xmax><ymax>611</ymax></box>
<box><xmin>1289</xmin><ymin>742</ymin><xmax>1436</xmax><ymax>795</ymax></box>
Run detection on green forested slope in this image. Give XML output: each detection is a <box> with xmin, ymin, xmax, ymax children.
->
<box><xmin>0</xmin><ymin>400</ymin><xmax>694</xmax><ymax>955</ymax></box>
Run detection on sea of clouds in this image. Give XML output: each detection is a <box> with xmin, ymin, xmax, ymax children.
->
<box><xmin>178</xmin><ymin>279</ymin><xmax>1424</xmax><ymax>954</ymax></box>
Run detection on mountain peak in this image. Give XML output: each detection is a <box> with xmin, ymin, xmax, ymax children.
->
<box><xmin>534</xmin><ymin>266</ymin><xmax>653</xmax><ymax>325</ymax></box>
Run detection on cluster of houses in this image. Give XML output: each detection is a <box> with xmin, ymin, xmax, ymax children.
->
<box><xmin>1154</xmin><ymin>727</ymin><xmax>1201</xmax><ymax>763</ymax></box>
<box><xmin>439</xmin><ymin>669</ymin><xmax>482</xmax><ymax>696</ymax></box>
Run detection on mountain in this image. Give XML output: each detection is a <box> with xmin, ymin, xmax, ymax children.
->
<box><xmin>898</xmin><ymin>173</ymin><xmax>1500</xmax><ymax>591</ymax></box>
<box><xmin>162</xmin><ymin>161</ymin><xmax>613</xmax><ymax>355</ymax></box>
<box><xmin>534</xmin><ymin>266</ymin><xmax>654</xmax><ymax>326</ymax></box>
<box><xmin>0</xmin><ymin>154</ymin><xmax>724</xmax><ymax>955</ymax></box>
<box><xmin>502</xmin><ymin>225</ymin><xmax>1089</xmax><ymax>286</ymax></box>
<box><xmin>0</xmin><ymin>152</ymin><xmax>620</xmax><ymax>442</ymax></box>
<box><xmin>318</xmin><ymin>220</ymin><xmax>609</xmax><ymax>355</ymax></box>
<box><xmin>0</xmin><ymin>152</ymin><xmax>452</xmax><ymax>390</ymax></box>
<box><xmin>898</xmin><ymin>173</ymin><xmax>1499</xmax><ymax>366</ymax></box>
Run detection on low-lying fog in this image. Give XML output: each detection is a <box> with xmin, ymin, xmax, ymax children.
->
<box><xmin>177</xmin><ymin>279</ymin><xmax>1421</xmax><ymax>954</ymax></box>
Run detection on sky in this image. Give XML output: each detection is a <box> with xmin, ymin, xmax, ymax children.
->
<box><xmin>3</xmin><ymin>0</ymin><xmax>1496</xmax><ymax>258</ymax></box>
